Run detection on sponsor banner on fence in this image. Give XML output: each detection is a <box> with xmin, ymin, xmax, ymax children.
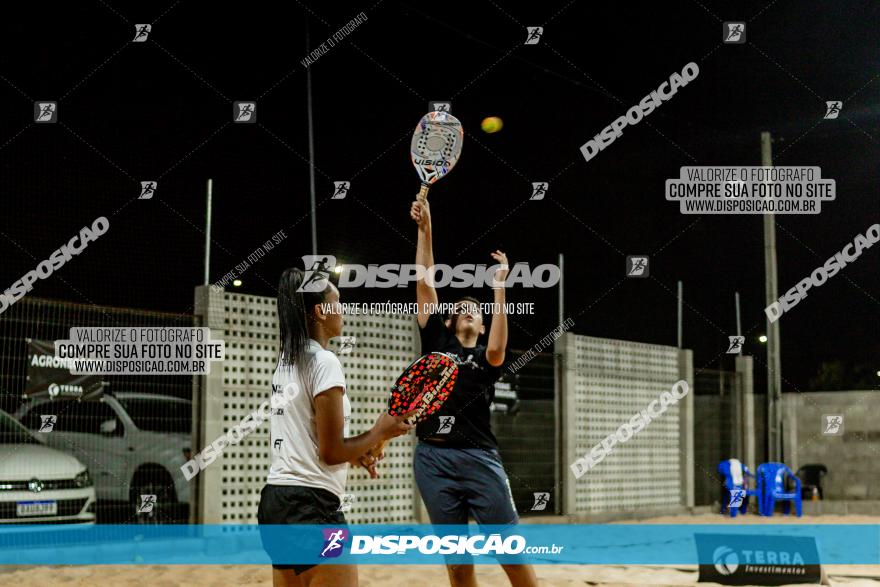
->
<box><xmin>695</xmin><ymin>533</ymin><xmax>822</xmax><ymax>585</ymax></box>
<box><xmin>24</xmin><ymin>339</ymin><xmax>103</xmax><ymax>400</ymax></box>
<box><xmin>0</xmin><ymin>525</ymin><xmax>875</xmax><ymax>566</ymax></box>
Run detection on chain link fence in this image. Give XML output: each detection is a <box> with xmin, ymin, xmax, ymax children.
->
<box><xmin>0</xmin><ymin>297</ymin><xmax>194</xmax><ymax>524</ymax></box>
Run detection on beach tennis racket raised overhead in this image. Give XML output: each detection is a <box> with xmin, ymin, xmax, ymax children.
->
<box><xmin>369</xmin><ymin>352</ymin><xmax>458</xmax><ymax>457</ymax></box>
<box><xmin>411</xmin><ymin>111</ymin><xmax>464</xmax><ymax>203</ymax></box>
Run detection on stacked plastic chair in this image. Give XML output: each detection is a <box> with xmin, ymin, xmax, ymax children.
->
<box><xmin>757</xmin><ymin>462</ymin><xmax>803</xmax><ymax>517</ymax></box>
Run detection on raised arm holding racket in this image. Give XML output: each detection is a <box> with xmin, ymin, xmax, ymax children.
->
<box><xmin>408</xmin><ymin>202</ymin><xmax>537</xmax><ymax>587</ymax></box>
<box><xmin>356</xmin><ymin>109</ymin><xmax>468</xmax><ymax>475</ymax></box>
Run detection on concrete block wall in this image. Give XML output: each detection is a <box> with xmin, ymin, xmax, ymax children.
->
<box><xmin>783</xmin><ymin>390</ymin><xmax>880</xmax><ymax>500</ymax></box>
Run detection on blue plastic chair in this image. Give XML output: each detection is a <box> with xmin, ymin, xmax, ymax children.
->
<box><xmin>718</xmin><ymin>459</ymin><xmax>760</xmax><ymax>517</ymax></box>
<box><xmin>757</xmin><ymin>462</ymin><xmax>802</xmax><ymax>517</ymax></box>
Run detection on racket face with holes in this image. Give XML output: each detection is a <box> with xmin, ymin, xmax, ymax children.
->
<box><xmin>410</xmin><ymin>111</ymin><xmax>464</xmax><ymax>186</ymax></box>
<box><xmin>387</xmin><ymin>352</ymin><xmax>458</xmax><ymax>422</ymax></box>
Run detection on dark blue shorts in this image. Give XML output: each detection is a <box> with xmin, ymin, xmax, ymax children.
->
<box><xmin>413</xmin><ymin>442</ymin><xmax>519</xmax><ymax>526</ymax></box>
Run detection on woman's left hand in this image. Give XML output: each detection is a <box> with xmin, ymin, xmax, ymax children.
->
<box><xmin>351</xmin><ymin>449</ymin><xmax>384</xmax><ymax>479</ymax></box>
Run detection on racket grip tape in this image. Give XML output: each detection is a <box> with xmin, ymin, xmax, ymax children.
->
<box><xmin>417</xmin><ymin>183</ymin><xmax>430</xmax><ymax>203</ymax></box>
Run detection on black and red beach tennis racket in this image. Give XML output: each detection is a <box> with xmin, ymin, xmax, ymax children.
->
<box><xmin>388</xmin><ymin>352</ymin><xmax>458</xmax><ymax>421</ymax></box>
<box><xmin>370</xmin><ymin>352</ymin><xmax>458</xmax><ymax>457</ymax></box>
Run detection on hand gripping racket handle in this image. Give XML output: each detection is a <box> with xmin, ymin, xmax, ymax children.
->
<box><xmin>368</xmin><ymin>400</ymin><xmax>432</xmax><ymax>458</ymax></box>
<box><xmin>417</xmin><ymin>183</ymin><xmax>430</xmax><ymax>204</ymax></box>
<box><xmin>367</xmin><ymin>406</ymin><xmax>421</xmax><ymax>459</ymax></box>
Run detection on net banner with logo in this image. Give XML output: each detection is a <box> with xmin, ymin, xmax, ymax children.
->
<box><xmin>0</xmin><ymin>524</ymin><xmax>876</xmax><ymax>566</ymax></box>
<box><xmin>24</xmin><ymin>338</ymin><xmax>104</xmax><ymax>400</ymax></box>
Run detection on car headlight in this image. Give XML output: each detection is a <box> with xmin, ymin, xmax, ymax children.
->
<box><xmin>74</xmin><ymin>470</ymin><xmax>92</xmax><ymax>488</ymax></box>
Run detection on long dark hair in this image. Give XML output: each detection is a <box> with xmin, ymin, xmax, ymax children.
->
<box><xmin>277</xmin><ymin>267</ymin><xmax>331</xmax><ymax>369</ymax></box>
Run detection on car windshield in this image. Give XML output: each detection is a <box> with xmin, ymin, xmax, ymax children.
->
<box><xmin>0</xmin><ymin>410</ymin><xmax>39</xmax><ymax>444</ymax></box>
<box><xmin>117</xmin><ymin>397</ymin><xmax>191</xmax><ymax>434</ymax></box>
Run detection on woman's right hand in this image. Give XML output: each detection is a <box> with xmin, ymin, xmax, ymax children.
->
<box><xmin>374</xmin><ymin>411</ymin><xmax>415</xmax><ymax>441</ymax></box>
<box><xmin>410</xmin><ymin>200</ymin><xmax>431</xmax><ymax>230</ymax></box>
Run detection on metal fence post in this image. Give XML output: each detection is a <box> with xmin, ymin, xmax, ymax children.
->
<box><xmin>678</xmin><ymin>349</ymin><xmax>695</xmax><ymax>509</ymax></box>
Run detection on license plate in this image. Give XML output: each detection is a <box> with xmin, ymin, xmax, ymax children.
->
<box><xmin>16</xmin><ymin>500</ymin><xmax>57</xmax><ymax>517</ymax></box>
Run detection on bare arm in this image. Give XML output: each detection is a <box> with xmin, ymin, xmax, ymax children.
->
<box><xmin>314</xmin><ymin>388</ymin><xmax>413</xmax><ymax>465</ymax></box>
<box><xmin>486</xmin><ymin>250</ymin><xmax>509</xmax><ymax>367</ymax></box>
<box><xmin>411</xmin><ymin>200</ymin><xmax>438</xmax><ymax>328</ymax></box>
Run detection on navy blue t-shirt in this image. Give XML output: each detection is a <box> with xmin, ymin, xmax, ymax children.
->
<box><xmin>415</xmin><ymin>314</ymin><xmax>503</xmax><ymax>450</ymax></box>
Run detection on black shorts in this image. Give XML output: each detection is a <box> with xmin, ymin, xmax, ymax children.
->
<box><xmin>257</xmin><ymin>484</ymin><xmax>347</xmax><ymax>574</ymax></box>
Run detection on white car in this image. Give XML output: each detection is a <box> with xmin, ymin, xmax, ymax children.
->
<box><xmin>0</xmin><ymin>409</ymin><xmax>95</xmax><ymax>524</ymax></box>
<box><xmin>16</xmin><ymin>392</ymin><xmax>191</xmax><ymax>522</ymax></box>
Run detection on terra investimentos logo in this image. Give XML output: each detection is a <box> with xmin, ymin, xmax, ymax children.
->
<box><xmin>713</xmin><ymin>546</ymin><xmax>739</xmax><ymax>575</ymax></box>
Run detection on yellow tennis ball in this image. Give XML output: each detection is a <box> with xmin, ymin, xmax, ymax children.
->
<box><xmin>481</xmin><ymin>116</ymin><xmax>503</xmax><ymax>133</ymax></box>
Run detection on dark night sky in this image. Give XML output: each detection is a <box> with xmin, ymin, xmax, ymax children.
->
<box><xmin>1</xmin><ymin>1</ymin><xmax>877</xmax><ymax>391</ymax></box>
